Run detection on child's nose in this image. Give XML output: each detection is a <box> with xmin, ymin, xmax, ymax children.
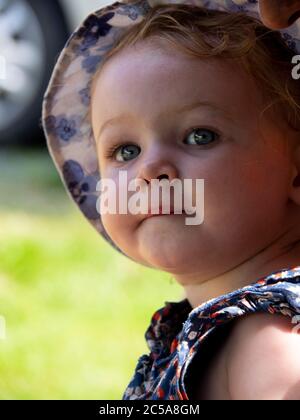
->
<box><xmin>259</xmin><ymin>0</ymin><xmax>300</xmax><ymax>29</ymax></box>
<box><xmin>137</xmin><ymin>160</ymin><xmax>178</xmax><ymax>185</ymax></box>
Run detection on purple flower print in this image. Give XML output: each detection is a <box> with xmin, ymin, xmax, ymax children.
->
<box><xmin>57</xmin><ymin>118</ymin><xmax>77</xmax><ymax>142</ymax></box>
<box><xmin>63</xmin><ymin>160</ymin><xmax>100</xmax><ymax>220</ymax></box>
<box><xmin>281</xmin><ymin>32</ymin><xmax>297</xmax><ymax>53</ymax></box>
<box><xmin>79</xmin><ymin>85</ymin><xmax>91</xmax><ymax>106</ymax></box>
<box><xmin>82</xmin><ymin>55</ymin><xmax>102</xmax><ymax>74</ymax></box>
<box><xmin>76</xmin><ymin>13</ymin><xmax>115</xmax><ymax>56</ymax></box>
<box><xmin>117</xmin><ymin>1</ymin><xmax>151</xmax><ymax>20</ymax></box>
<box><xmin>44</xmin><ymin>115</ymin><xmax>78</xmax><ymax>143</ymax></box>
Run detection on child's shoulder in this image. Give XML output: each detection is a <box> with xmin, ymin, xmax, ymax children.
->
<box><xmin>195</xmin><ymin>312</ymin><xmax>300</xmax><ymax>400</ymax></box>
<box><xmin>226</xmin><ymin>312</ymin><xmax>300</xmax><ymax>400</ymax></box>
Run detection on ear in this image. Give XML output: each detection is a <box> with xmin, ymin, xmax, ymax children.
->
<box><xmin>289</xmin><ymin>144</ymin><xmax>300</xmax><ymax>206</ymax></box>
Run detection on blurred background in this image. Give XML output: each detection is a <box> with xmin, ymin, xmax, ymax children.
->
<box><xmin>0</xmin><ymin>0</ymin><xmax>183</xmax><ymax>399</ymax></box>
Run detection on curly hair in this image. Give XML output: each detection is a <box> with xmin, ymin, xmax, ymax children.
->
<box><xmin>91</xmin><ymin>3</ymin><xmax>300</xmax><ymax>131</ymax></box>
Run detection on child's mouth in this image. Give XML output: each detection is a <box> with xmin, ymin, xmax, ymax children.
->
<box><xmin>145</xmin><ymin>206</ymin><xmax>186</xmax><ymax>218</ymax></box>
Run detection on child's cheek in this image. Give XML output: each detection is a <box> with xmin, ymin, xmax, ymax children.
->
<box><xmin>99</xmin><ymin>177</ymin><xmax>142</xmax><ymax>250</ymax></box>
<box><xmin>199</xmin><ymin>141</ymin><xmax>289</xmax><ymax>241</ymax></box>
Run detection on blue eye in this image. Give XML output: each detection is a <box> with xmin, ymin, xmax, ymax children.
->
<box><xmin>185</xmin><ymin>128</ymin><xmax>219</xmax><ymax>146</ymax></box>
<box><xmin>109</xmin><ymin>144</ymin><xmax>141</xmax><ymax>162</ymax></box>
<box><xmin>105</xmin><ymin>127</ymin><xmax>219</xmax><ymax>163</ymax></box>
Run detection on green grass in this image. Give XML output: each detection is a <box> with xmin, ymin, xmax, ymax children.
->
<box><xmin>0</xmin><ymin>148</ymin><xmax>183</xmax><ymax>399</ymax></box>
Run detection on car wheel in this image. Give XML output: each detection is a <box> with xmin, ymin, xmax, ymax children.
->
<box><xmin>0</xmin><ymin>0</ymin><xmax>69</xmax><ymax>146</ymax></box>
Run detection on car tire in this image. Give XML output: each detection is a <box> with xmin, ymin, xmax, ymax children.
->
<box><xmin>0</xmin><ymin>0</ymin><xmax>70</xmax><ymax>147</ymax></box>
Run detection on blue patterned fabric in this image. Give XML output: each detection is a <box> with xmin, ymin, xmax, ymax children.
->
<box><xmin>122</xmin><ymin>265</ymin><xmax>300</xmax><ymax>399</ymax></box>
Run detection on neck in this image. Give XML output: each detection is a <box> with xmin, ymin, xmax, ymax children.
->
<box><xmin>176</xmin><ymin>225</ymin><xmax>300</xmax><ymax>309</ymax></box>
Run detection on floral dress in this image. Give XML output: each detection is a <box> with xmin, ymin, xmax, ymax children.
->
<box><xmin>122</xmin><ymin>265</ymin><xmax>300</xmax><ymax>399</ymax></box>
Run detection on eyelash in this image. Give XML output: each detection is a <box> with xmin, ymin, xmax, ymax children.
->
<box><xmin>104</xmin><ymin>126</ymin><xmax>221</xmax><ymax>161</ymax></box>
<box><xmin>105</xmin><ymin>143</ymin><xmax>137</xmax><ymax>160</ymax></box>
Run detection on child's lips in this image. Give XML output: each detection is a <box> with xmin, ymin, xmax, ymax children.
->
<box><xmin>144</xmin><ymin>206</ymin><xmax>186</xmax><ymax>218</ymax></box>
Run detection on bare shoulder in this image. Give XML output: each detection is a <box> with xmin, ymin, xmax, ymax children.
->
<box><xmin>225</xmin><ymin>312</ymin><xmax>300</xmax><ymax>400</ymax></box>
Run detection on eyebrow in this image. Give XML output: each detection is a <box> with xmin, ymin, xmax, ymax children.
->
<box><xmin>96</xmin><ymin>100</ymin><xmax>233</xmax><ymax>141</ymax></box>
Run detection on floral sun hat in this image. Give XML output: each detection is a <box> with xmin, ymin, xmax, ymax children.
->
<box><xmin>42</xmin><ymin>0</ymin><xmax>300</xmax><ymax>259</ymax></box>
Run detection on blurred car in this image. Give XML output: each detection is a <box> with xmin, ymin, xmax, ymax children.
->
<box><xmin>0</xmin><ymin>0</ymin><xmax>110</xmax><ymax>146</ymax></box>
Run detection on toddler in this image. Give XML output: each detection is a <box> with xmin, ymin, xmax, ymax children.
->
<box><xmin>42</xmin><ymin>1</ymin><xmax>300</xmax><ymax>400</ymax></box>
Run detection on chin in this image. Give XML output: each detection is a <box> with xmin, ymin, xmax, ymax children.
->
<box><xmin>141</xmin><ymin>247</ymin><xmax>194</xmax><ymax>273</ymax></box>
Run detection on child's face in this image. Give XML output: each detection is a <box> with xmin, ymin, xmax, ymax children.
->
<box><xmin>91</xmin><ymin>40</ymin><xmax>296</xmax><ymax>280</ymax></box>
